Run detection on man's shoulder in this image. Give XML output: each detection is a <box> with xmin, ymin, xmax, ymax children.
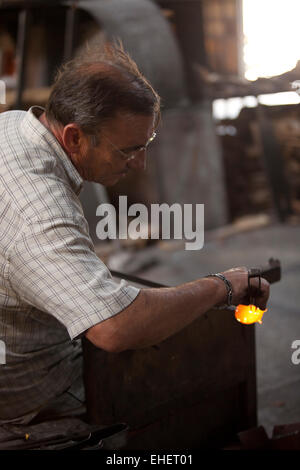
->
<box><xmin>0</xmin><ymin>107</ymin><xmax>85</xmax><ymax>228</ymax></box>
<box><xmin>1</xmin><ymin>167</ymin><xmax>83</xmax><ymax>225</ymax></box>
<box><xmin>0</xmin><ymin>109</ymin><xmax>26</xmax><ymax>126</ymax></box>
<box><xmin>0</xmin><ymin>109</ymin><xmax>32</xmax><ymax>154</ymax></box>
<box><xmin>0</xmin><ymin>109</ymin><xmax>26</xmax><ymax>119</ymax></box>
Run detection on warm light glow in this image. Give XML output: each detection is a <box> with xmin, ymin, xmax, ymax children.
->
<box><xmin>243</xmin><ymin>0</ymin><xmax>300</xmax><ymax>81</ymax></box>
<box><xmin>235</xmin><ymin>304</ymin><xmax>267</xmax><ymax>325</ymax></box>
<box><xmin>213</xmin><ymin>92</ymin><xmax>300</xmax><ymax>120</ymax></box>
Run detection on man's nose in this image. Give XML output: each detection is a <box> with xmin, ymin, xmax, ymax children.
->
<box><xmin>127</xmin><ymin>151</ymin><xmax>147</xmax><ymax>171</ymax></box>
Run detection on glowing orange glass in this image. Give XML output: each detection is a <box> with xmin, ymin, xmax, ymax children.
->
<box><xmin>235</xmin><ymin>304</ymin><xmax>267</xmax><ymax>325</ymax></box>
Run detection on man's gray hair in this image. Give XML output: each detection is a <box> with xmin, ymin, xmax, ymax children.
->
<box><xmin>46</xmin><ymin>41</ymin><xmax>161</xmax><ymax>144</ymax></box>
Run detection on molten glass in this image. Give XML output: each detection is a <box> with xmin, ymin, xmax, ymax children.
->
<box><xmin>235</xmin><ymin>304</ymin><xmax>267</xmax><ymax>325</ymax></box>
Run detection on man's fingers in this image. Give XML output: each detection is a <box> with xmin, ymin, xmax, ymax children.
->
<box><xmin>254</xmin><ymin>278</ymin><xmax>270</xmax><ymax>310</ymax></box>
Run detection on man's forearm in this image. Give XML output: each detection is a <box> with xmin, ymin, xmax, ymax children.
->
<box><xmin>86</xmin><ymin>277</ymin><xmax>227</xmax><ymax>352</ymax></box>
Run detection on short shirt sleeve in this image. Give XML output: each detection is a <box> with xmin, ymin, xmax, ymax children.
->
<box><xmin>8</xmin><ymin>215</ymin><xmax>140</xmax><ymax>340</ymax></box>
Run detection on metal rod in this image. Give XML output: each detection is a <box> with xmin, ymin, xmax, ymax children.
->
<box><xmin>15</xmin><ymin>9</ymin><xmax>29</xmax><ymax>109</ymax></box>
<box><xmin>63</xmin><ymin>4</ymin><xmax>77</xmax><ymax>63</ymax></box>
<box><xmin>111</xmin><ymin>258</ymin><xmax>281</xmax><ymax>289</ymax></box>
<box><xmin>110</xmin><ymin>270</ymin><xmax>166</xmax><ymax>288</ymax></box>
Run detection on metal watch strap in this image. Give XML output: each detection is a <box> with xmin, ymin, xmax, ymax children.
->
<box><xmin>206</xmin><ymin>273</ymin><xmax>233</xmax><ymax>306</ymax></box>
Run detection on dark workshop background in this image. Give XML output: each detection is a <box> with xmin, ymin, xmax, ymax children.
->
<box><xmin>1</xmin><ymin>0</ymin><xmax>300</xmax><ymax>442</ymax></box>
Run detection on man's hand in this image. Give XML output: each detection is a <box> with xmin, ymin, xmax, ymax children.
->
<box><xmin>219</xmin><ymin>267</ymin><xmax>270</xmax><ymax>310</ymax></box>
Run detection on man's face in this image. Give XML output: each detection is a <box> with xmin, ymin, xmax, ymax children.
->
<box><xmin>76</xmin><ymin>113</ymin><xmax>156</xmax><ymax>186</ymax></box>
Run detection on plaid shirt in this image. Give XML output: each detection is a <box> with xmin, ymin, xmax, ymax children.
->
<box><xmin>0</xmin><ymin>106</ymin><xmax>140</xmax><ymax>424</ymax></box>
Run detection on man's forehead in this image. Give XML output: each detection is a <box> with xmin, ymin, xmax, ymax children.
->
<box><xmin>108</xmin><ymin>111</ymin><xmax>155</xmax><ymax>128</ymax></box>
<box><xmin>102</xmin><ymin>112</ymin><xmax>155</xmax><ymax>141</ymax></box>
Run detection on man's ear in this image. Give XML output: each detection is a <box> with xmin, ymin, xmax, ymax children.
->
<box><xmin>62</xmin><ymin>124</ymin><xmax>83</xmax><ymax>155</ymax></box>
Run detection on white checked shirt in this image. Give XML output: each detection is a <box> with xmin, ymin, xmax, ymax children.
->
<box><xmin>0</xmin><ymin>106</ymin><xmax>140</xmax><ymax>424</ymax></box>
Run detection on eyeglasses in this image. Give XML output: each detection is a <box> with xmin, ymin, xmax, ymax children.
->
<box><xmin>104</xmin><ymin>131</ymin><xmax>157</xmax><ymax>161</ymax></box>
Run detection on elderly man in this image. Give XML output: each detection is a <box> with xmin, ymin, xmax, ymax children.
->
<box><xmin>0</xmin><ymin>44</ymin><xmax>270</xmax><ymax>425</ymax></box>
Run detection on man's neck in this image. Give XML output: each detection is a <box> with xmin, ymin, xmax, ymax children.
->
<box><xmin>39</xmin><ymin>112</ymin><xmax>66</xmax><ymax>152</ymax></box>
<box><xmin>39</xmin><ymin>111</ymin><xmax>51</xmax><ymax>131</ymax></box>
<box><xmin>38</xmin><ymin>111</ymin><xmax>83</xmax><ymax>177</ymax></box>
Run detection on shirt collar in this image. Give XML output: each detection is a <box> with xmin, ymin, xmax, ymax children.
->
<box><xmin>20</xmin><ymin>106</ymin><xmax>83</xmax><ymax>195</ymax></box>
